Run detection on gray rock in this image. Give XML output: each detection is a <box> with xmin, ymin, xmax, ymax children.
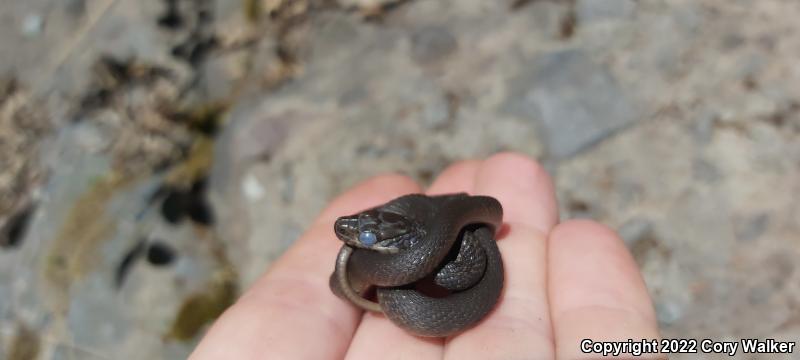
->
<box><xmin>655</xmin><ymin>299</ymin><xmax>683</xmax><ymax>326</ymax></box>
<box><xmin>419</xmin><ymin>91</ymin><xmax>453</xmax><ymax>130</ymax></box>
<box><xmin>209</xmin><ymin>96</ymin><xmax>305</xmax><ymax>196</ymax></box>
<box><xmin>50</xmin><ymin>342</ymin><xmax>109</xmax><ymax>360</ymax></box>
<box><xmin>764</xmin><ymin>251</ymin><xmax>794</xmax><ymax>290</ymax></box>
<box><xmin>720</xmin><ymin>32</ymin><xmax>745</xmax><ymax>50</ymax></box>
<box><xmin>576</xmin><ymin>0</ymin><xmax>636</xmax><ymax>23</ymax></box>
<box><xmin>618</xmin><ymin>217</ymin><xmax>653</xmax><ymax>248</ymax></box>
<box><xmin>410</xmin><ymin>26</ymin><xmax>458</xmax><ymax>65</ymax></box>
<box><xmin>197</xmin><ymin>50</ymin><xmax>249</xmax><ymax>103</ymax></box>
<box><xmin>504</xmin><ymin>50</ymin><xmax>639</xmax><ymax>159</ymax></box>
<box><xmin>67</xmin><ymin>275</ymin><xmax>130</xmax><ymax>348</ymax></box>
<box><xmin>4</xmin><ymin>0</ymin><xmax>800</xmax><ymax>357</ymax></box>
<box><xmin>279</xmin><ymin>163</ymin><xmax>295</xmax><ymax>203</ymax></box>
<box><xmin>21</xmin><ymin>14</ymin><xmax>44</xmax><ymax>37</ymax></box>
<box><xmin>735</xmin><ymin>213</ymin><xmax>770</xmax><ymax>243</ymax></box>
<box><xmin>692</xmin><ymin>158</ymin><xmax>721</xmax><ymax>183</ymax></box>
<box><xmin>64</xmin><ymin>0</ymin><xmax>86</xmax><ymax>16</ymax></box>
<box><xmin>72</xmin><ymin>122</ymin><xmax>111</xmax><ymax>153</ymax></box>
<box><xmin>747</xmin><ymin>285</ymin><xmax>771</xmax><ymax>306</ymax></box>
<box><xmin>0</xmin><ymin>280</ymin><xmax>9</xmax><ymax>318</ymax></box>
<box><xmin>3</xmin><ymin>117</ymin><xmax>216</xmax><ymax>359</ymax></box>
<box><xmin>692</xmin><ymin>112</ymin><xmax>716</xmax><ymax>145</ymax></box>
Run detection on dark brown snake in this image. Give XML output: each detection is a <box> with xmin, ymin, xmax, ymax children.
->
<box><xmin>329</xmin><ymin>193</ymin><xmax>504</xmax><ymax>337</ymax></box>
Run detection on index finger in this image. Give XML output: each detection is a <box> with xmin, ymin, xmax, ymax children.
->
<box><xmin>445</xmin><ymin>152</ymin><xmax>559</xmax><ymax>359</ymax></box>
<box><xmin>190</xmin><ymin>174</ymin><xmax>421</xmax><ymax>360</ymax></box>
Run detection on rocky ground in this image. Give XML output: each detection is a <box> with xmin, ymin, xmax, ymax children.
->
<box><xmin>1</xmin><ymin>0</ymin><xmax>799</xmax><ymax>359</ymax></box>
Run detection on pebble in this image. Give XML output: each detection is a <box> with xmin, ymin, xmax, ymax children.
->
<box><xmin>21</xmin><ymin>14</ymin><xmax>44</xmax><ymax>37</ymax></box>
<box><xmin>655</xmin><ymin>299</ymin><xmax>683</xmax><ymax>326</ymax></box>
<box><xmin>618</xmin><ymin>217</ymin><xmax>654</xmax><ymax>248</ymax></box>
<box><xmin>242</xmin><ymin>173</ymin><xmax>266</xmax><ymax>202</ymax></box>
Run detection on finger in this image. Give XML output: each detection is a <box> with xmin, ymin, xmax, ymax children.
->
<box><xmin>427</xmin><ymin>159</ymin><xmax>481</xmax><ymax>195</ymax></box>
<box><xmin>445</xmin><ymin>152</ymin><xmax>559</xmax><ymax>359</ymax></box>
<box><xmin>346</xmin><ymin>312</ymin><xmax>444</xmax><ymax>360</ymax></box>
<box><xmin>190</xmin><ymin>174</ymin><xmax>421</xmax><ymax>360</ymax></box>
<box><xmin>345</xmin><ymin>161</ymin><xmax>481</xmax><ymax>359</ymax></box>
<box><xmin>548</xmin><ymin>220</ymin><xmax>660</xmax><ymax>359</ymax></box>
<box><xmin>477</xmin><ymin>152</ymin><xmax>558</xmax><ymax>233</ymax></box>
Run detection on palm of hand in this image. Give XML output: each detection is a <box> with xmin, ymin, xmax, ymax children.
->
<box><xmin>190</xmin><ymin>153</ymin><xmax>660</xmax><ymax>360</ymax></box>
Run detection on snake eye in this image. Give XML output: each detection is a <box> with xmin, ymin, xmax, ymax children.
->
<box><xmin>358</xmin><ymin>231</ymin><xmax>377</xmax><ymax>246</ymax></box>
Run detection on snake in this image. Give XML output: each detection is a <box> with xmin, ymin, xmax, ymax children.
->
<box><xmin>329</xmin><ymin>193</ymin><xmax>504</xmax><ymax>337</ymax></box>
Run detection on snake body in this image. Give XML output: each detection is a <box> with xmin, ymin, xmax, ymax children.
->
<box><xmin>329</xmin><ymin>193</ymin><xmax>504</xmax><ymax>337</ymax></box>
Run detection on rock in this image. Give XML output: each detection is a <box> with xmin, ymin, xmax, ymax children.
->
<box><xmin>67</xmin><ymin>275</ymin><xmax>130</xmax><ymax>348</ymax></box>
<box><xmin>337</xmin><ymin>0</ymin><xmax>397</xmax><ymax>10</ymax></box>
<box><xmin>21</xmin><ymin>14</ymin><xmax>44</xmax><ymax>37</ymax></box>
<box><xmin>576</xmin><ymin>0</ymin><xmax>636</xmax><ymax>23</ymax></box>
<box><xmin>221</xmin><ymin>108</ymin><xmax>296</xmax><ymax>164</ymax></box>
<box><xmin>504</xmin><ymin>50</ymin><xmax>639</xmax><ymax>159</ymax></box>
<box><xmin>692</xmin><ymin>158</ymin><xmax>721</xmax><ymax>183</ymax></box>
<box><xmin>410</xmin><ymin>26</ymin><xmax>458</xmax><ymax>65</ymax></box>
<box><xmin>64</xmin><ymin>0</ymin><xmax>87</xmax><ymax>16</ymax></box>
<box><xmin>50</xmin><ymin>342</ymin><xmax>109</xmax><ymax>360</ymax></box>
<box><xmin>0</xmin><ymin>85</ymin><xmax>51</xmax><ymax>217</ymax></box>
<box><xmin>655</xmin><ymin>299</ymin><xmax>683</xmax><ymax>326</ymax></box>
<box><xmin>734</xmin><ymin>213</ymin><xmax>770</xmax><ymax>243</ymax></box>
<box><xmin>4</xmin><ymin>323</ymin><xmax>40</xmax><ymax>360</ymax></box>
<box><xmin>418</xmin><ymin>91</ymin><xmax>453</xmax><ymax>130</ymax></box>
<box><xmin>747</xmin><ymin>285</ymin><xmax>771</xmax><ymax>306</ymax></box>
<box><xmin>2</xmin><ymin>118</ymin><xmax>228</xmax><ymax>359</ymax></box>
<box><xmin>691</xmin><ymin>112</ymin><xmax>716</xmax><ymax>145</ymax></box>
<box><xmin>618</xmin><ymin>217</ymin><xmax>653</xmax><ymax>248</ymax></box>
<box><xmin>240</xmin><ymin>173</ymin><xmax>266</xmax><ymax>202</ymax></box>
<box><xmin>197</xmin><ymin>50</ymin><xmax>249</xmax><ymax>103</ymax></box>
<box><xmin>72</xmin><ymin>122</ymin><xmax>111</xmax><ymax>153</ymax></box>
<box><xmin>3</xmin><ymin>0</ymin><xmax>800</xmax><ymax>357</ymax></box>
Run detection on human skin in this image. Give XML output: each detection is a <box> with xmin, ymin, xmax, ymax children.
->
<box><xmin>190</xmin><ymin>152</ymin><xmax>662</xmax><ymax>359</ymax></box>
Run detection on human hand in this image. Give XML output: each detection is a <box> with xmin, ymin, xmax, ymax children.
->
<box><xmin>190</xmin><ymin>152</ymin><xmax>660</xmax><ymax>359</ymax></box>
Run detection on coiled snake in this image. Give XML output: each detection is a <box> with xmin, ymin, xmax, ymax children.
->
<box><xmin>329</xmin><ymin>193</ymin><xmax>504</xmax><ymax>337</ymax></box>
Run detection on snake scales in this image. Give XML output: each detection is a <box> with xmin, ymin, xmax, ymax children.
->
<box><xmin>329</xmin><ymin>193</ymin><xmax>504</xmax><ymax>337</ymax></box>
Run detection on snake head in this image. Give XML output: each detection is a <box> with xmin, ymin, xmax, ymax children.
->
<box><xmin>334</xmin><ymin>209</ymin><xmax>416</xmax><ymax>254</ymax></box>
